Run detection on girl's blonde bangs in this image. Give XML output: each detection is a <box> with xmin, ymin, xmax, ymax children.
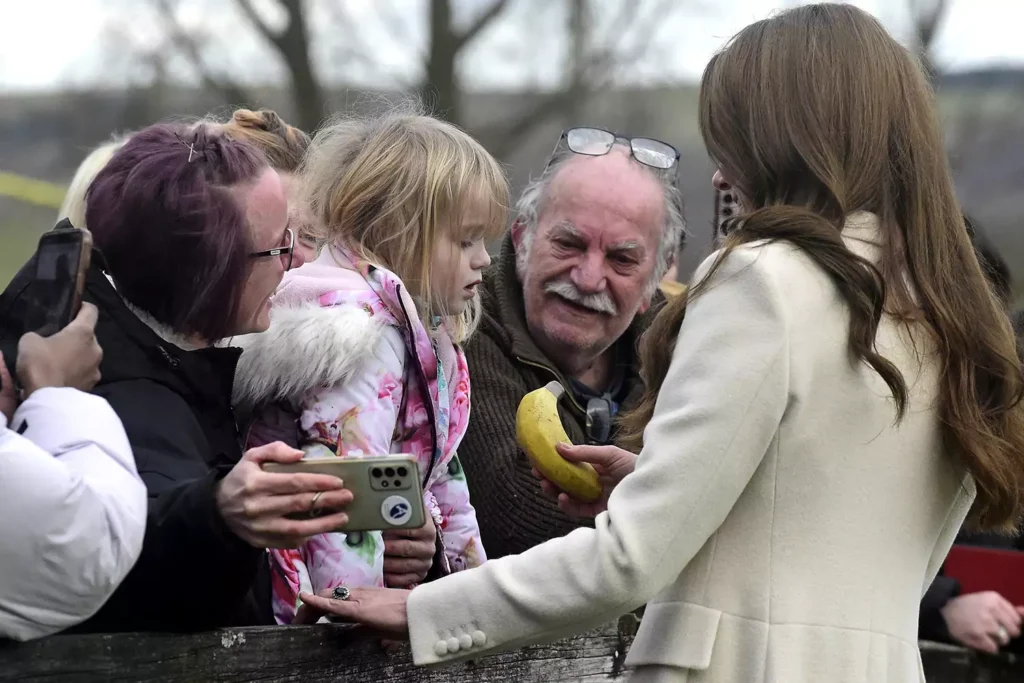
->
<box><xmin>441</xmin><ymin>144</ymin><xmax>510</xmax><ymax>244</ymax></box>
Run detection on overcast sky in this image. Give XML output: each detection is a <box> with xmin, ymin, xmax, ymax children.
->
<box><xmin>1</xmin><ymin>0</ymin><xmax>1022</xmax><ymax>92</ymax></box>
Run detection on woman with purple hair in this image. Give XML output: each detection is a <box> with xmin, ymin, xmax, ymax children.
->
<box><xmin>3</xmin><ymin>122</ymin><xmax>355</xmax><ymax>632</ymax></box>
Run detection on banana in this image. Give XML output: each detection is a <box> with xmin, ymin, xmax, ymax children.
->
<box><xmin>516</xmin><ymin>381</ymin><xmax>603</xmax><ymax>503</ymax></box>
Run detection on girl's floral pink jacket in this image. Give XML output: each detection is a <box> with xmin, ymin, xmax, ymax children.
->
<box><xmin>232</xmin><ymin>245</ymin><xmax>486</xmax><ymax>624</ymax></box>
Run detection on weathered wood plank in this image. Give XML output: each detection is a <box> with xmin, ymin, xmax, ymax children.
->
<box><xmin>0</xmin><ymin>620</ymin><xmax>635</xmax><ymax>683</ymax></box>
<box><xmin>0</xmin><ymin>620</ymin><xmax>1019</xmax><ymax>682</ymax></box>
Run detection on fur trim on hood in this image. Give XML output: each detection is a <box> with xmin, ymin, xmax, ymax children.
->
<box><xmin>232</xmin><ymin>302</ymin><xmax>384</xmax><ymax>411</ymax></box>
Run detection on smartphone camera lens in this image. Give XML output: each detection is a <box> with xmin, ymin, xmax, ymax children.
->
<box><xmin>381</xmin><ymin>480</ymin><xmax>389</xmax><ymax>488</ymax></box>
<box><xmin>393</xmin><ymin>480</ymin><xmax>402</xmax><ymax>488</ymax></box>
<box><xmin>397</xmin><ymin>467</ymin><xmax>408</xmax><ymax>477</ymax></box>
<box><xmin>384</xmin><ymin>467</ymin><xmax>395</xmax><ymax>477</ymax></box>
<box><xmin>371</xmin><ymin>468</ymin><xmax>382</xmax><ymax>478</ymax></box>
<box><xmin>723</xmin><ymin>194</ymin><xmax>733</xmax><ymax>203</ymax></box>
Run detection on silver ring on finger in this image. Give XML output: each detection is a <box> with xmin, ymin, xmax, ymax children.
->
<box><xmin>332</xmin><ymin>586</ymin><xmax>351</xmax><ymax>601</ymax></box>
<box><xmin>997</xmin><ymin>626</ymin><xmax>1010</xmax><ymax>645</ymax></box>
<box><xmin>310</xmin><ymin>491</ymin><xmax>325</xmax><ymax>512</ymax></box>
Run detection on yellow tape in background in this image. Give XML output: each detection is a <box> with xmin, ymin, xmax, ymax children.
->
<box><xmin>0</xmin><ymin>171</ymin><xmax>66</xmax><ymax>210</ymax></box>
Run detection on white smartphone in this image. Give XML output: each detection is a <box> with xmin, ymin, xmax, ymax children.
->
<box><xmin>263</xmin><ymin>455</ymin><xmax>426</xmax><ymax>532</ymax></box>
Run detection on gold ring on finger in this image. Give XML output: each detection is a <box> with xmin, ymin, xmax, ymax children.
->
<box><xmin>310</xmin><ymin>491</ymin><xmax>326</xmax><ymax>512</ymax></box>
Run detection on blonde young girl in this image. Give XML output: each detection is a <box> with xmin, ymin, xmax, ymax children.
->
<box><xmin>233</xmin><ymin>109</ymin><xmax>508</xmax><ymax>624</ymax></box>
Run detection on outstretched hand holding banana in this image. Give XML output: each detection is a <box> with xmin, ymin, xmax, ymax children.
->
<box><xmin>516</xmin><ymin>381</ymin><xmax>603</xmax><ymax>502</ymax></box>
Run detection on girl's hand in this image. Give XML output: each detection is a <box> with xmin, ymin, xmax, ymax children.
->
<box><xmin>295</xmin><ymin>587</ymin><xmax>410</xmax><ymax>638</ymax></box>
<box><xmin>533</xmin><ymin>443</ymin><xmax>638</xmax><ymax>518</ymax></box>
<box><xmin>383</xmin><ymin>513</ymin><xmax>436</xmax><ymax>588</ymax></box>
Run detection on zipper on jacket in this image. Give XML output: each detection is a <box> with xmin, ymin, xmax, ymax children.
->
<box><xmin>157</xmin><ymin>345</ymin><xmax>180</xmax><ymax>369</ymax></box>
<box><xmin>234</xmin><ymin>406</ymin><xmax>251</xmax><ymax>450</ymax></box>
<box><xmin>395</xmin><ymin>285</ymin><xmax>440</xmax><ymax>487</ymax></box>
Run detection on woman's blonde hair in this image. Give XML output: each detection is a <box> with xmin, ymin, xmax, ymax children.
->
<box><xmin>59</xmin><ymin>135</ymin><xmax>130</xmax><ymax>229</ymax></box>
<box><xmin>302</xmin><ymin>105</ymin><xmax>509</xmax><ymax>343</ymax></box>
<box><xmin>620</xmin><ymin>3</ymin><xmax>1024</xmax><ymax>531</ymax></box>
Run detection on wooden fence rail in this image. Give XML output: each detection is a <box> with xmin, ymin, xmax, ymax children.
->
<box><xmin>0</xmin><ymin>617</ymin><xmax>1019</xmax><ymax>682</ymax></box>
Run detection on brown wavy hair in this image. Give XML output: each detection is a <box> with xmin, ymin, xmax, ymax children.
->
<box><xmin>618</xmin><ymin>3</ymin><xmax>1024</xmax><ymax>531</ymax></box>
<box><xmin>217</xmin><ymin>108</ymin><xmax>310</xmax><ymax>172</ymax></box>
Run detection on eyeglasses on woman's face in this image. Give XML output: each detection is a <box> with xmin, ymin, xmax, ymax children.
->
<box><xmin>248</xmin><ymin>227</ymin><xmax>295</xmax><ymax>271</ymax></box>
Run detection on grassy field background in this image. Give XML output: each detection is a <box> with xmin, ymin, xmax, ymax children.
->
<box><xmin>1</xmin><ymin>193</ymin><xmax>61</xmax><ymax>287</ymax></box>
<box><xmin>1</xmin><ymin>222</ymin><xmax>45</xmax><ymax>288</ymax></box>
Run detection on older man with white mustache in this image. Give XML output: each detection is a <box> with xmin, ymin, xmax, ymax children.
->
<box><xmin>459</xmin><ymin>127</ymin><xmax>687</xmax><ymax>559</ymax></box>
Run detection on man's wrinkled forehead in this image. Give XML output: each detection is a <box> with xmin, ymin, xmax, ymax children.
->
<box><xmin>542</xmin><ymin>150</ymin><xmax>665</xmax><ymax>241</ymax></box>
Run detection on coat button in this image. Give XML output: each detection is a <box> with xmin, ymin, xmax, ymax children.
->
<box><xmin>434</xmin><ymin>640</ymin><xmax>448</xmax><ymax>657</ymax></box>
<box><xmin>459</xmin><ymin>633</ymin><xmax>473</xmax><ymax>650</ymax></box>
<box><xmin>471</xmin><ymin>630</ymin><xmax>487</xmax><ymax>646</ymax></box>
<box><xmin>446</xmin><ymin>636</ymin><xmax>460</xmax><ymax>653</ymax></box>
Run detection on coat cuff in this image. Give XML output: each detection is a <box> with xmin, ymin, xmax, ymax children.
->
<box><xmin>406</xmin><ymin>572</ymin><xmax>503</xmax><ymax>666</ymax></box>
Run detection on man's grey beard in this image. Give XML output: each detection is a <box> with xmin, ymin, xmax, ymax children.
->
<box><xmin>544</xmin><ymin>279</ymin><xmax>618</xmax><ymax>316</ymax></box>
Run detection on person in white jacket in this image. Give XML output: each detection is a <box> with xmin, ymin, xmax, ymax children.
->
<box><xmin>0</xmin><ymin>303</ymin><xmax>146</xmax><ymax>641</ymax></box>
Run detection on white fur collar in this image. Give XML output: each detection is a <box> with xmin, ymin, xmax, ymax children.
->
<box><xmin>127</xmin><ymin>303</ymin><xmax>208</xmax><ymax>352</ymax></box>
<box><xmin>231</xmin><ymin>302</ymin><xmax>384</xmax><ymax>410</ymax></box>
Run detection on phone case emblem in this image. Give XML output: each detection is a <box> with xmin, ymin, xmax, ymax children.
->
<box><xmin>381</xmin><ymin>495</ymin><xmax>413</xmax><ymax>526</ymax></box>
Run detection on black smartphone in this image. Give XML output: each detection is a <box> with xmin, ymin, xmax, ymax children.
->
<box><xmin>23</xmin><ymin>228</ymin><xmax>92</xmax><ymax>337</ymax></box>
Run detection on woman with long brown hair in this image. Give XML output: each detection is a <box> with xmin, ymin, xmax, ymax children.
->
<box><xmin>287</xmin><ymin>5</ymin><xmax>1024</xmax><ymax>681</ymax></box>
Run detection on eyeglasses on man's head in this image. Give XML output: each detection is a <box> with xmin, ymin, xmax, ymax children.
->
<box><xmin>548</xmin><ymin>127</ymin><xmax>680</xmax><ymax>172</ymax></box>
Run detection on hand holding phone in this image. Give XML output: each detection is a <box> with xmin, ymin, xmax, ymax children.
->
<box><xmin>24</xmin><ymin>226</ymin><xmax>92</xmax><ymax>338</ymax></box>
<box><xmin>263</xmin><ymin>455</ymin><xmax>426</xmax><ymax>532</ymax></box>
<box><xmin>216</xmin><ymin>443</ymin><xmax>355</xmax><ymax>549</ymax></box>
<box><xmin>16</xmin><ymin>303</ymin><xmax>103</xmax><ymax>397</ymax></box>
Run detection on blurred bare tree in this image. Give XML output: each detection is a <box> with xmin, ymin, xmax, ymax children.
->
<box><xmin>128</xmin><ymin>0</ymin><xmax>681</xmax><ymax>154</ymax></box>
<box><xmin>907</xmin><ymin>0</ymin><xmax>949</xmax><ymax>82</ymax></box>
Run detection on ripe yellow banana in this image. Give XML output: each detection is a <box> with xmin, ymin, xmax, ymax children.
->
<box><xmin>516</xmin><ymin>381</ymin><xmax>603</xmax><ymax>503</ymax></box>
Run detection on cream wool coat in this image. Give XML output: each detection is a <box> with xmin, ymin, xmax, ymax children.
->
<box><xmin>404</xmin><ymin>213</ymin><xmax>975</xmax><ymax>682</ymax></box>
